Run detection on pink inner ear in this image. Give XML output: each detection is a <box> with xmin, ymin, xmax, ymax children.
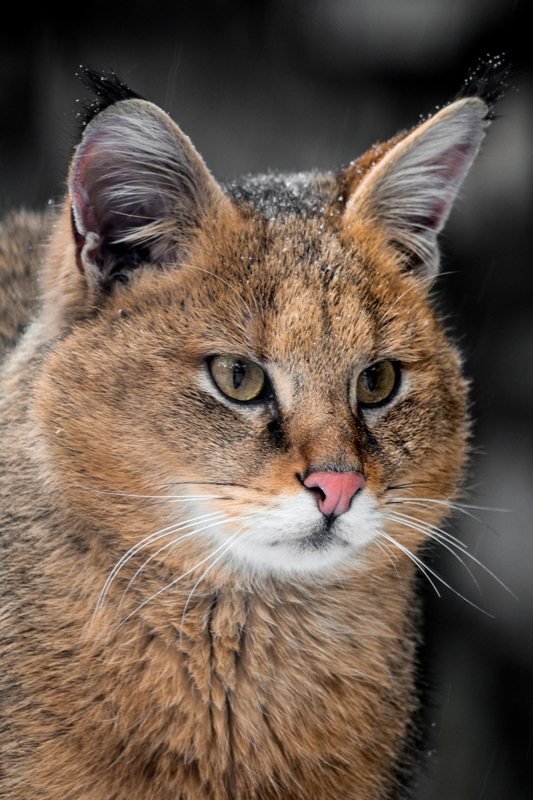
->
<box><xmin>70</xmin><ymin>128</ymin><xmax>112</xmax><ymax>239</ymax></box>
<box><xmin>71</xmin><ymin>182</ymin><xmax>93</xmax><ymax>238</ymax></box>
<box><xmin>422</xmin><ymin>141</ymin><xmax>475</xmax><ymax>232</ymax></box>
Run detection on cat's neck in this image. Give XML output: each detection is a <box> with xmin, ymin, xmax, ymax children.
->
<box><xmin>75</xmin><ymin>565</ymin><xmax>420</xmax><ymax>799</ymax></box>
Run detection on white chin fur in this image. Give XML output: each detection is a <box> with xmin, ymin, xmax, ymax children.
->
<box><xmin>192</xmin><ymin>490</ymin><xmax>382</xmax><ymax>578</ymax></box>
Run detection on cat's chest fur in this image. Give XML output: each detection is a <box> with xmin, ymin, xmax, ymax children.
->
<box><xmin>68</xmin><ymin>576</ymin><xmax>416</xmax><ymax>800</ymax></box>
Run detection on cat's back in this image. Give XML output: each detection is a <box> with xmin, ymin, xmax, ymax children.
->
<box><xmin>0</xmin><ymin>211</ymin><xmax>48</xmax><ymax>358</ymax></box>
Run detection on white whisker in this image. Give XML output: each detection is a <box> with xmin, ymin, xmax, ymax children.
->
<box><xmin>385</xmin><ymin>512</ymin><xmax>480</xmax><ymax>592</ymax></box>
<box><xmin>390</xmin><ymin>494</ymin><xmax>509</xmax><ymax>514</ymax></box>
<box><xmin>378</xmin><ymin>530</ymin><xmax>494</xmax><ymax>616</ymax></box>
<box><xmin>386</xmin><ymin>495</ymin><xmax>507</xmax><ymax>541</ymax></box>
<box><xmin>79</xmin><ymin>485</ymin><xmax>226</xmax><ymax>501</ymax></box>
<box><xmin>387</xmin><ymin>508</ymin><xmax>465</xmax><ymax>548</ymax></box>
<box><xmin>177</xmin><ymin>523</ymin><xmax>252</xmax><ymax>648</ymax></box>
<box><xmin>119</xmin><ymin>514</ymin><xmax>247</xmax><ymax>604</ymax></box>
<box><xmin>117</xmin><ymin>514</ymin><xmax>256</xmax><ymax>626</ymax></box>
<box><xmin>373</xmin><ymin>538</ymin><xmax>402</xmax><ymax>580</ymax></box>
<box><xmin>95</xmin><ymin>511</ymin><xmax>224</xmax><ymax>612</ymax></box>
<box><xmin>378</xmin><ymin>530</ymin><xmax>441</xmax><ymax>597</ymax></box>
<box><xmin>385</xmin><ymin>510</ymin><xmax>516</xmax><ymax>598</ymax></box>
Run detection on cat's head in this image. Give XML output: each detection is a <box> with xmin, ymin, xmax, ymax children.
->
<box><xmin>34</xmin><ymin>72</ymin><xmax>493</xmax><ymax>584</ymax></box>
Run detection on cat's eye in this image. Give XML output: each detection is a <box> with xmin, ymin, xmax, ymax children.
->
<box><xmin>208</xmin><ymin>354</ymin><xmax>267</xmax><ymax>402</ymax></box>
<box><xmin>356</xmin><ymin>360</ymin><xmax>399</xmax><ymax>407</ymax></box>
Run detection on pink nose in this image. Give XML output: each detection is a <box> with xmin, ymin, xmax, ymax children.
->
<box><xmin>303</xmin><ymin>471</ymin><xmax>365</xmax><ymax>518</ymax></box>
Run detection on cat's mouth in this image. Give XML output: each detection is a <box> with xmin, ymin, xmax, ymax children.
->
<box><xmin>296</xmin><ymin>529</ymin><xmax>350</xmax><ymax>552</ymax></box>
<box><xmin>272</xmin><ymin>520</ymin><xmax>349</xmax><ymax>552</ymax></box>
<box><xmin>202</xmin><ymin>491</ymin><xmax>381</xmax><ymax>575</ymax></box>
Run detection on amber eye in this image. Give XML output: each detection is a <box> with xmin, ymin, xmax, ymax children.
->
<box><xmin>209</xmin><ymin>355</ymin><xmax>266</xmax><ymax>402</ymax></box>
<box><xmin>356</xmin><ymin>360</ymin><xmax>399</xmax><ymax>407</ymax></box>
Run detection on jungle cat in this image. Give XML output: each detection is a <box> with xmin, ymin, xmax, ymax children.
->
<box><xmin>0</xmin><ymin>68</ymin><xmax>503</xmax><ymax>799</ymax></box>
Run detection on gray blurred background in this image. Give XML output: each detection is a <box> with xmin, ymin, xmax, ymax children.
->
<box><xmin>1</xmin><ymin>1</ymin><xmax>531</xmax><ymax>797</ymax></box>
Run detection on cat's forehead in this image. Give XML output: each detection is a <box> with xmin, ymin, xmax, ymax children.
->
<box><xmin>233</xmin><ymin>219</ymin><xmax>374</xmax><ymax>361</ymax></box>
<box><xmin>179</xmin><ymin>209</ymin><xmax>435</xmax><ymax>372</ymax></box>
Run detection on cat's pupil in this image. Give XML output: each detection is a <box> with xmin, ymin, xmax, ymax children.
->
<box><xmin>365</xmin><ymin>366</ymin><xmax>377</xmax><ymax>392</ymax></box>
<box><xmin>232</xmin><ymin>361</ymin><xmax>246</xmax><ymax>390</ymax></box>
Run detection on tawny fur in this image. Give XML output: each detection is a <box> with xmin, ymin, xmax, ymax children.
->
<box><xmin>0</xmin><ymin>211</ymin><xmax>47</xmax><ymax>352</ymax></box>
<box><xmin>0</xmin><ymin>87</ymin><xmax>488</xmax><ymax>799</ymax></box>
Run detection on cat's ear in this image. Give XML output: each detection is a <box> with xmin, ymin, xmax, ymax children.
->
<box><xmin>340</xmin><ymin>98</ymin><xmax>490</xmax><ymax>278</ymax></box>
<box><xmin>68</xmin><ymin>97</ymin><xmax>230</xmax><ymax>290</ymax></box>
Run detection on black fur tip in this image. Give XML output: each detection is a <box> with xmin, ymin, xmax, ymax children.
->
<box><xmin>74</xmin><ymin>66</ymin><xmax>143</xmax><ymax>134</ymax></box>
<box><xmin>457</xmin><ymin>54</ymin><xmax>512</xmax><ymax>120</ymax></box>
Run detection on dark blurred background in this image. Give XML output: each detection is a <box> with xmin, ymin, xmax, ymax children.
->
<box><xmin>1</xmin><ymin>1</ymin><xmax>531</xmax><ymax>797</ymax></box>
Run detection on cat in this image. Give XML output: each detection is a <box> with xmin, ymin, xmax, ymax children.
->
<box><xmin>0</xmin><ymin>66</ymin><xmax>505</xmax><ymax>799</ymax></box>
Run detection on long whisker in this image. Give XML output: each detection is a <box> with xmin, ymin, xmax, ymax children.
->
<box><xmin>373</xmin><ymin>538</ymin><xmax>402</xmax><ymax>579</ymax></box>
<box><xmin>386</xmin><ymin>496</ymin><xmax>506</xmax><ymax>539</ymax></box>
<box><xmin>117</xmin><ymin>515</ymin><xmax>257</xmax><ymax>626</ymax></box>
<box><xmin>177</xmin><ymin>523</ymin><xmax>253</xmax><ymax>649</ymax></box>
<box><xmin>386</xmin><ymin>510</ymin><xmax>467</xmax><ymax>551</ymax></box>
<box><xmin>378</xmin><ymin>530</ymin><xmax>494</xmax><ymax>616</ymax></box>
<box><xmin>385</xmin><ymin>508</ymin><xmax>465</xmax><ymax>548</ymax></box>
<box><xmin>385</xmin><ymin>510</ymin><xmax>516</xmax><ymax>598</ymax></box>
<box><xmin>155</xmin><ymin>480</ymin><xmax>250</xmax><ymax>489</ymax></box>
<box><xmin>386</xmin><ymin>481</ymin><xmax>446</xmax><ymax>492</ymax></box>
<box><xmin>385</xmin><ymin>512</ymin><xmax>480</xmax><ymax>592</ymax></box>
<box><xmin>118</xmin><ymin>513</ymin><xmax>246</xmax><ymax>604</ymax></box>
<box><xmin>78</xmin><ymin>484</ymin><xmax>227</xmax><ymax>501</ymax></box>
<box><xmin>390</xmin><ymin>495</ymin><xmax>510</xmax><ymax>514</ymax></box>
<box><xmin>386</xmin><ymin>480</ymin><xmax>497</xmax><ymax>499</ymax></box>
<box><xmin>95</xmin><ymin>511</ymin><xmax>224</xmax><ymax>611</ymax></box>
<box><xmin>377</xmin><ymin>531</ymin><xmax>441</xmax><ymax>597</ymax></box>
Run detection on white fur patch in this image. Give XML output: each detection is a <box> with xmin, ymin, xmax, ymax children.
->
<box><xmin>190</xmin><ymin>489</ymin><xmax>382</xmax><ymax>579</ymax></box>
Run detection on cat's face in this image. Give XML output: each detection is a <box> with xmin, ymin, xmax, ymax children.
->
<box><xmin>36</xmin><ymin>207</ymin><xmax>467</xmax><ymax>580</ymax></box>
<box><xmin>34</xmin><ymin>87</ymin><xmax>487</xmax><ymax>583</ymax></box>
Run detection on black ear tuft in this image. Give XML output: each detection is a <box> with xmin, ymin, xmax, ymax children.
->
<box><xmin>75</xmin><ymin>66</ymin><xmax>143</xmax><ymax>133</ymax></box>
<box><xmin>456</xmin><ymin>54</ymin><xmax>512</xmax><ymax>120</ymax></box>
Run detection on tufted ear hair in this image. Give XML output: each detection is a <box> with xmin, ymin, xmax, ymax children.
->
<box><xmin>69</xmin><ymin>97</ymin><xmax>230</xmax><ymax>292</ymax></box>
<box><xmin>341</xmin><ymin>97</ymin><xmax>491</xmax><ymax>279</ymax></box>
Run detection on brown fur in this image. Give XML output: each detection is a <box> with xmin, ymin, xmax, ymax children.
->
<box><xmin>0</xmin><ymin>89</ymin><xmax>485</xmax><ymax>799</ymax></box>
<box><xmin>0</xmin><ymin>211</ymin><xmax>48</xmax><ymax>353</ymax></box>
